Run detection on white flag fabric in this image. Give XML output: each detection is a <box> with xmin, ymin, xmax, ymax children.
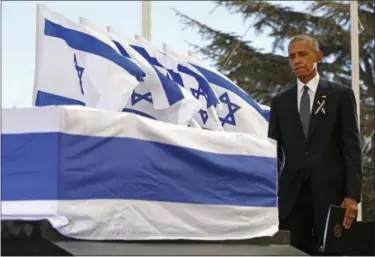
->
<box><xmin>32</xmin><ymin>4</ymin><xmax>146</xmax><ymax>111</ymax></box>
<box><xmin>166</xmin><ymin>48</ymin><xmax>269</xmax><ymax>137</ymax></box>
<box><xmin>2</xmin><ymin>106</ymin><xmax>278</xmax><ymax>240</ymax></box>
<box><xmin>78</xmin><ymin>18</ymin><xmax>200</xmax><ymax>126</ymax></box>
<box><xmin>132</xmin><ymin>36</ymin><xmax>223</xmax><ymax>131</ymax></box>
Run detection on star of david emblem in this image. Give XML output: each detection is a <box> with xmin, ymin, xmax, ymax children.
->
<box><xmin>131</xmin><ymin>91</ymin><xmax>153</xmax><ymax>106</ymax></box>
<box><xmin>199</xmin><ymin>109</ymin><xmax>209</xmax><ymax>124</ymax></box>
<box><xmin>190</xmin><ymin>87</ymin><xmax>210</xmax><ymax>124</ymax></box>
<box><xmin>74</xmin><ymin>53</ymin><xmax>85</xmax><ymax>95</ymax></box>
<box><xmin>190</xmin><ymin>86</ymin><xmax>207</xmax><ymax>101</ymax></box>
<box><xmin>219</xmin><ymin>92</ymin><xmax>240</xmax><ymax>126</ymax></box>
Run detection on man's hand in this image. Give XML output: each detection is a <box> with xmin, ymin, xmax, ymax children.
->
<box><xmin>341</xmin><ymin>198</ymin><xmax>358</xmax><ymax>229</ymax></box>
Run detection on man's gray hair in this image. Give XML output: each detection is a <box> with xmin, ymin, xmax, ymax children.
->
<box><xmin>288</xmin><ymin>35</ymin><xmax>320</xmax><ymax>51</ymax></box>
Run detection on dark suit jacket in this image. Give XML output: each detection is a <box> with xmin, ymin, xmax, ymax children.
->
<box><xmin>268</xmin><ymin>78</ymin><xmax>362</xmax><ymax>227</ymax></box>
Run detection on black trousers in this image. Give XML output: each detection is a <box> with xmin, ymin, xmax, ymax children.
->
<box><xmin>279</xmin><ymin>179</ymin><xmax>322</xmax><ymax>255</ymax></box>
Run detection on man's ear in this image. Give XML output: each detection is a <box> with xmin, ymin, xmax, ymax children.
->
<box><xmin>316</xmin><ymin>51</ymin><xmax>323</xmax><ymax>63</ymax></box>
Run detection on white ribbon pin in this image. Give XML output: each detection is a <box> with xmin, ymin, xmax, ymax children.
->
<box><xmin>314</xmin><ymin>95</ymin><xmax>327</xmax><ymax>115</ymax></box>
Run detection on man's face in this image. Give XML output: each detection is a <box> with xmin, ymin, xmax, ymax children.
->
<box><xmin>288</xmin><ymin>40</ymin><xmax>322</xmax><ymax>78</ymax></box>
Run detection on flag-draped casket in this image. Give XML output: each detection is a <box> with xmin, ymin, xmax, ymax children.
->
<box><xmin>1</xmin><ymin>106</ymin><xmax>278</xmax><ymax>240</ymax></box>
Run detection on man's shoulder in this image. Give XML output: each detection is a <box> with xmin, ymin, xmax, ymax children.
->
<box><xmin>322</xmin><ymin>79</ymin><xmax>352</xmax><ymax>95</ymax></box>
<box><xmin>272</xmin><ymin>84</ymin><xmax>295</xmax><ymax>102</ymax></box>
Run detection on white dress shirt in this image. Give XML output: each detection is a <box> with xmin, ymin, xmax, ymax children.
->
<box><xmin>297</xmin><ymin>73</ymin><xmax>320</xmax><ymax>113</ymax></box>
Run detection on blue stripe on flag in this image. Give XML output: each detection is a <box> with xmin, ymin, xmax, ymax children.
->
<box><xmin>129</xmin><ymin>45</ymin><xmax>164</xmax><ymax>68</ymax></box>
<box><xmin>112</xmin><ymin>40</ymin><xmax>131</xmax><ymax>58</ymax></box>
<box><xmin>262</xmin><ymin>109</ymin><xmax>270</xmax><ymax>121</ymax></box>
<box><xmin>44</xmin><ymin>19</ymin><xmax>146</xmax><ymax>82</ymax></box>
<box><xmin>2</xmin><ymin>133</ymin><xmax>60</xmax><ymax>201</ymax></box>
<box><xmin>36</xmin><ymin>90</ymin><xmax>85</xmax><ymax>106</ymax></box>
<box><xmin>190</xmin><ymin>64</ymin><xmax>268</xmax><ymax>121</ymax></box>
<box><xmin>2</xmin><ymin>133</ymin><xmax>277</xmax><ymax>207</ymax></box>
<box><xmin>153</xmin><ymin>68</ymin><xmax>185</xmax><ymax>105</ymax></box>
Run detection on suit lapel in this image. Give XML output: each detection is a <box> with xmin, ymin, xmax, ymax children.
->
<box><xmin>306</xmin><ymin>79</ymin><xmax>329</xmax><ymax>144</ymax></box>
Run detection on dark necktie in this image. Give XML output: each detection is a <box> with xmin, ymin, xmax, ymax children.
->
<box><xmin>300</xmin><ymin>86</ymin><xmax>310</xmax><ymax>139</ymax></box>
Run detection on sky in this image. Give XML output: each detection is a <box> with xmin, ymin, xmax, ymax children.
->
<box><xmin>1</xmin><ymin>1</ymin><xmax>308</xmax><ymax>108</ymax></box>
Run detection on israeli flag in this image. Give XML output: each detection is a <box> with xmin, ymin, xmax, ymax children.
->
<box><xmin>2</xmin><ymin>106</ymin><xmax>278</xmax><ymax>240</ymax></box>
<box><xmin>259</xmin><ymin>104</ymin><xmax>271</xmax><ymax>121</ymax></box>
<box><xmin>166</xmin><ymin>49</ymin><xmax>269</xmax><ymax>137</ymax></box>
<box><xmin>124</xmin><ymin>35</ymin><xmax>203</xmax><ymax>126</ymax></box>
<box><xmin>133</xmin><ymin>36</ymin><xmax>223</xmax><ymax>131</ymax></box>
<box><xmin>32</xmin><ymin>4</ymin><xmax>146</xmax><ymax>111</ymax></box>
<box><xmin>78</xmin><ymin>18</ymin><xmax>200</xmax><ymax>126</ymax></box>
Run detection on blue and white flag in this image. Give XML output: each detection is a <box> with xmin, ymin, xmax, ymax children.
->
<box><xmin>259</xmin><ymin>103</ymin><xmax>271</xmax><ymax>121</ymax></box>
<box><xmin>166</xmin><ymin>49</ymin><xmax>269</xmax><ymax>137</ymax></box>
<box><xmin>2</xmin><ymin>106</ymin><xmax>278</xmax><ymax>240</ymax></box>
<box><xmin>32</xmin><ymin>4</ymin><xmax>146</xmax><ymax>111</ymax></box>
<box><xmin>133</xmin><ymin>36</ymin><xmax>223</xmax><ymax>131</ymax></box>
<box><xmin>78</xmin><ymin>18</ymin><xmax>200</xmax><ymax>126</ymax></box>
<box><xmin>123</xmin><ymin>35</ymin><xmax>203</xmax><ymax>126</ymax></box>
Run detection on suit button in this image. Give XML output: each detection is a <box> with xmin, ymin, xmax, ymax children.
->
<box><xmin>305</xmin><ymin>151</ymin><xmax>309</xmax><ymax>155</ymax></box>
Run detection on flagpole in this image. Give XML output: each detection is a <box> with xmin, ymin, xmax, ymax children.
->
<box><xmin>350</xmin><ymin>0</ymin><xmax>362</xmax><ymax>221</ymax></box>
<box><xmin>142</xmin><ymin>1</ymin><xmax>152</xmax><ymax>41</ymax></box>
<box><xmin>350</xmin><ymin>1</ymin><xmax>360</xmax><ymax>124</ymax></box>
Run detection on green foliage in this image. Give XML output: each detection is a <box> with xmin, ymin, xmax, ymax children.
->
<box><xmin>175</xmin><ymin>0</ymin><xmax>375</xmax><ymax>220</ymax></box>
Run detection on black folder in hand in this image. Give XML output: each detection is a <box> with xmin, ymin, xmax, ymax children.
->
<box><xmin>322</xmin><ymin>205</ymin><xmax>352</xmax><ymax>254</ymax></box>
<box><xmin>322</xmin><ymin>204</ymin><xmax>375</xmax><ymax>255</ymax></box>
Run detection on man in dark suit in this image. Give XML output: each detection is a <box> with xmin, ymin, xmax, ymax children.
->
<box><xmin>268</xmin><ymin>35</ymin><xmax>362</xmax><ymax>255</ymax></box>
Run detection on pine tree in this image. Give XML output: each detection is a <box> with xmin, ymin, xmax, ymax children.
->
<box><xmin>175</xmin><ymin>0</ymin><xmax>374</xmax><ymax>220</ymax></box>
